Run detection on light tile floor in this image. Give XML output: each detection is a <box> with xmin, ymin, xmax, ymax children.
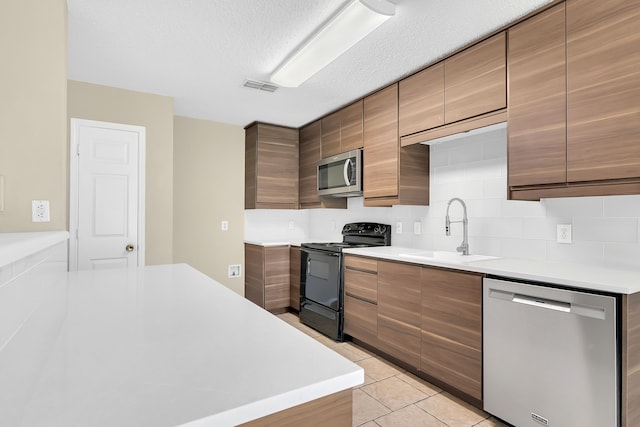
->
<box><xmin>278</xmin><ymin>312</ymin><xmax>511</xmax><ymax>427</ymax></box>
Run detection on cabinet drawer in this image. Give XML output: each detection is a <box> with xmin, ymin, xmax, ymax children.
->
<box><xmin>378</xmin><ymin>314</ymin><xmax>421</xmax><ymax>367</ymax></box>
<box><xmin>344</xmin><ymin>268</ymin><xmax>377</xmax><ymax>303</ymax></box>
<box><xmin>344</xmin><ymin>295</ymin><xmax>377</xmax><ymax>343</ymax></box>
<box><xmin>344</xmin><ymin>255</ymin><xmax>377</xmax><ymax>273</ymax></box>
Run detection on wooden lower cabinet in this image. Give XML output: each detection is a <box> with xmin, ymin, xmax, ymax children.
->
<box><xmin>244</xmin><ymin>243</ymin><xmax>290</xmax><ymax>313</ymax></box>
<box><xmin>421</xmin><ymin>267</ymin><xmax>483</xmax><ymax>403</ymax></box>
<box><xmin>343</xmin><ymin>256</ymin><xmax>378</xmax><ymax>344</ymax></box>
<box><xmin>377</xmin><ymin>261</ymin><xmax>422</xmax><ymax>367</ymax></box>
<box><xmin>289</xmin><ymin>246</ymin><xmax>301</xmax><ymax>311</ymax></box>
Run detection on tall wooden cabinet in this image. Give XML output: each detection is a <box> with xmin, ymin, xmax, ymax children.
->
<box><xmin>244</xmin><ymin>243</ymin><xmax>290</xmax><ymax>313</ymax></box>
<box><xmin>245</xmin><ymin>123</ymin><xmax>299</xmax><ymax>209</ymax></box>
<box><xmin>363</xmin><ymin>84</ymin><xmax>430</xmax><ymax>207</ymax></box>
<box><xmin>566</xmin><ymin>0</ymin><xmax>640</xmax><ymax>183</ymax></box>
<box><xmin>298</xmin><ymin>121</ymin><xmax>346</xmax><ymax>209</ymax></box>
<box><xmin>508</xmin><ymin>0</ymin><xmax>640</xmax><ymax>200</ymax></box>
<box><xmin>508</xmin><ymin>3</ymin><xmax>567</xmax><ymax>188</ymax></box>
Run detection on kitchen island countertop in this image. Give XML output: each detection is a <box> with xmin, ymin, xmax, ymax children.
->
<box><xmin>0</xmin><ymin>263</ymin><xmax>362</xmax><ymax>426</ymax></box>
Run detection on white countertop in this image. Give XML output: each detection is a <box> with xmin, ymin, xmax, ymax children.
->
<box><xmin>343</xmin><ymin>246</ymin><xmax>640</xmax><ymax>295</ymax></box>
<box><xmin>0</xmin><ymin>264</ymin><xmax>363</xmax><ymax>426</ymax></box>
<box><xmin>0</xmin><ymin>231</ymin><xmax>69</xmax><ymax>268</ymax></box>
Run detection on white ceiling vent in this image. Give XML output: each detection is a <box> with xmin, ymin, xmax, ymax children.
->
<box><xmin>242</xmin><ymin>79</ymin><xmax>279</xmax><ymax>92</ymax></box>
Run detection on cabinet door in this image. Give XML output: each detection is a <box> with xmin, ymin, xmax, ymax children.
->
<box><xmin>321</xmin><ymin>111</ymin><xmax>341</xmax><ymax>158</ymax></box>
<box><xmin>344</xmin><ymin>295</ymin><xmax>377</xmax><ymax>344</ymax></box>
<box><xmin>299</xmin><ymin>121</ymin><xmax>347</xmax><ymax>209</ymax></box>
<box><xmin>508</xmin><ymin>3</ymin><xmax>567</xmax><ymax>188</ymax></box>
<box><xmin>377</xmin><ymin>261</ymin><xmax>421</xmax><ymax>367</ymax></box>
<box><xmin>289</xmin><ymin>246</ymin><xmax>301</xmax><ymax>310</ymax></box>
<box><xmin>421</xmin><ymin>267</ymin><xmax>482</xmax><ymax>401</ymax></box>
<box><xmin>363</xmin><ymin>84</ymin><xmax>399</xmax><ymax>201</ymax></box>
<box><xmin>299</xmin><ymin>121</ymin><xmax>322</xmax><ymax>206</ymax></box>
<box><xmin>566</xmin><ymin>0</ymin><xmax>640</xmax><ymax>183</ymax></box>
<box><xmin>399</xmin><ymin>63</ymin><xmax>445</xmax><ymax>136</ymax></box>
<box><xmin>244</xmin><ymin>244</ymin><xmax>264</xmax><ymax>307</ymax></box>
<box><xmin>264</xmin><ymin>246</ymin><xmax>290</xmax><ymax>311</ymax></box>
<box><xmin>340</xmin><ymin>100</ymin><xmax>364</xmax><ymax>152</ymax></box>
<box><xmin>445</xmin><ymin>32</ymin><xmax>506</xmax><ymax>123</ymax></box>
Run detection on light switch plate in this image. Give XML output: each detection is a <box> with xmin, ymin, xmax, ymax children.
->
<box><xmin>557</xmin><ymin>224</ymin><xmax>572</xmax><ymax>244</ymax></box>
<box><xmin>0</xmin><ymin>175</ymin><xmax>4</xmax><ymax>212</ymax></box>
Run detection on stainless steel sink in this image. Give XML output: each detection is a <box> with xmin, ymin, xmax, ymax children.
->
<box><xmin>398</xmin><ymin>250</ymin><xmax>499</xmax><ymax>264</ymax></box>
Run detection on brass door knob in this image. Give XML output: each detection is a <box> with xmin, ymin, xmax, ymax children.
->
<box><xmin>125</xmin><ymin>244</ymin><xmax>135</xmax><ymax>252</ymax></box>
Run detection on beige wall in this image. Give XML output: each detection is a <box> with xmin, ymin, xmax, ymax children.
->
<box><xmin>173</xmin><ymin>116</ymin><xmax>245</xmax><ymax>294</ymax></box>
<box><xmin>0</xmin><ymin>0</ymin><xmax>68</xmax><ymax>231</ymax></box>
<box><xmin>67</xmin><ymin>81</ymin><xmax>174</xmax><ymax>265</ymax></box>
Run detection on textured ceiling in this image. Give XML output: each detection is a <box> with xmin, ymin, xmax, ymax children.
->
<box><xmin>67</xmin><ymin>0</ymin><xmax>553</xmax><ymax>128</ymax></box>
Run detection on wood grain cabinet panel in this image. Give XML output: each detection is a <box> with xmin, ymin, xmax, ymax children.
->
<box><xmin>245</xmin><ymin>123</ymin><xmax>299</xmax><ymax>209</ymax></box>
<box><xmin>298</xmin><ymin>121</ymin><xmax>346</xmax><ymax>209</ymax></box>
<box><xmin>244</xmin><ymin>243</ymin><xmax>290</xmax><ymax>313</ymax></box>
<box><xmin>508</xmin><ymin>3</ymin><xmax>567</xmax><ymax>188</ymax></box>
<box><xmin>377</xmin><ymin>261</ymin><xmax>422</xmax><ymax>367</ymax></box>
<box><xmin>244</xmin><ymin>243</ymin><xmax>265</xmax><ymax>307</ymax></box>
<box><xmin>343</xmin><ymin>256</ymin><xmax>378</xmax><ymax>343</ymax></box>
<box><xmin>421</xmin><ymin>267</ymin><xmax>482</xmax><ymax>402</ymax></box>
<box><xmin>289</xmin><ymin>246</ymin><xmax>301</xmax><ymax>311</ymax></box>
<box><xmin>340</xmin><ymin>100</ymin><xmax>364</xmax><ymax>152</ymax></box>
<box><xmin>363</xmin><ymin>84</ymin><xmax>399</xmax><ymax>201</ymax></box>
<box><xmin>364</xmin><ymin>84</ymin><xmax>430</xmax><ymax>207</ymax></box>
<box><xmin>321</xmin><ymin>111</ymin><xmax>341</xmax><ymax>158</ymax></box>
<box><xmin>444</xmin><ymin>32</ymin><xmax>506</xmax><ymax>124</ymax></box>
<box><xmin>399</xmin><ymin>63</ymin><xmax>445</xmax><ymax>137</ymax></box>
<box><xmin>566</xmin><ymin>0</ymin><xmax>640</xmax><ymax>183</ymax></box>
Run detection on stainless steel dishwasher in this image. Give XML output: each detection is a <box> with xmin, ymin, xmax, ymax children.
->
<box><xmin>483</xmin><ymin>277</ymin><xmax>618</xmax><ymax>427</ymax></box>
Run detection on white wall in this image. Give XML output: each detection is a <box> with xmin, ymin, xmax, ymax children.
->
<box><xmin>246</xmin><ymin>125</ymin><xmax>640</xmax><ymax>272</ymax></box>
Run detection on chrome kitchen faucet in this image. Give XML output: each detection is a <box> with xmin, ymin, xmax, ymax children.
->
<box><xmin>445</xmin><ymin>197</ymin><xmax>469</xmax><ymax>255</ymax></box>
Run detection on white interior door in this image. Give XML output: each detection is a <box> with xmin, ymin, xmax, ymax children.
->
<box><xmin>70</xmin><ymin>119</ymin><xmax>145</xmax><ymax>271</ymax></box>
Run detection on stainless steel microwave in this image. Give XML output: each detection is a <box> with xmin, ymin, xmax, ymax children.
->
<box><xmin>317</xmin><ymin>149</ymin><xmax>363</xmax><ymax>197</ymax></box>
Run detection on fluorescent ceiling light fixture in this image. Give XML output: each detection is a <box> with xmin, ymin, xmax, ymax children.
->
<box><xmin>270</xmin><ymin>0</ymin><xmax>395</xmax><ymax>87</ymax></box>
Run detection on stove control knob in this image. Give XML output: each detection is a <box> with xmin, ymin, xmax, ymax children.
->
<box><xmin>374</xmin><ymin>225</ymin><xmax>386</xmax><ymax>234</ymax></box>
<box><xmin>343</xmin><ymin>224</ymin><xmax>352</xmax><ymax>232</ymax></box>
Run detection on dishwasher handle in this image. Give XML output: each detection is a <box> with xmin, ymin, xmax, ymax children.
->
<box><xmin>488</xmin><ymin>287</ymin><xmax>607</xmax><ymax>320</ymax></box>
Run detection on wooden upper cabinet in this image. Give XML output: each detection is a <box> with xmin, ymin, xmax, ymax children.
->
<box><xmin>340</xmin><ymin>100</ymin><xmax>364</xmax><ymax>152</ymax></box>
<box><xmin>377</xmin><ymin>261</ymin><xmax>422</xmax><ymax>367</ymax></box>
<box><xmin>364</xmin><ymin>84</ymin><xmax>430</xmax><ymax>207</ymax></box>
<box><xmin>245</xmin><ymin>123</ymin><xmax>299</xmax><ymax>209</ymax></box>
<box><xmin>321</xmin><ymin>101</ymin><xmax>364</xmax><ymax>157</ymax></box>
<box><xmin>399</xmin><ymin>63</ymin><xmax>445</xmax><ymax>137</ymax></box>
<box><xmin>363</xmin><ymin>84</ymin><xmax>400</xmax><ymax>201</ymax></box>
<box><xmin>444</xmin><ymin>32</ymin><xmax>506</xmax><ymax>124</ymax></box>
<box><xmin>320</xmin><ymin>112</ymin><xmax>341</xmax><ymax>157</ymax></box>
<box><xmin>508</xmin><ymin>3</ymin><xmax>567</xmax><ymax>188</ymax></box>
<box><xmin>299</xmin><ymin>121</ymin><xmax>346</xmax><ymax>209</ymax></box>
<box><xmin>566</xmin><ymin>0</ymin><xmax>640</xmax><ymax>183</ymax></box>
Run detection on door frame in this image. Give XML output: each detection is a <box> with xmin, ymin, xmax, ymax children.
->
<box><xmin>69</xmin><ymin>118</ymin><xmax>146</xmax><ymax>271</ymax></box>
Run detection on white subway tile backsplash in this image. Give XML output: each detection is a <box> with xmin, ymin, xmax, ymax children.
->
<box><xmin>246</xmin><ymin>125</ymin><xmax>640</xmax><ymax>268</ymax></box>
<box><xmin>543</xmin><ymin>196</ymin><xmax>604</xmax><ymax>218</ymax></box>
<box><xmin>603</xmin><ymin>195</ymin><xmax>640</xmax><ymax>217</ymax></box>
<box><xmin>572</xmin><ymin>217</ymin><xmax>638</xmax><ymax>243</ymax></box>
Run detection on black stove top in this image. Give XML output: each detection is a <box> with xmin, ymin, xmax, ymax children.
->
<box><xmin>301</xmin><ymin>222</ymin><xmax>391</xmax><ymax>253</ymax></box>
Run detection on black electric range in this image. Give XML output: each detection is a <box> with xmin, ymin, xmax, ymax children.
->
<box><xmin>299</xmin><ymin>222</ymin><xmax>391</xmax><ymax>341</ymax></box>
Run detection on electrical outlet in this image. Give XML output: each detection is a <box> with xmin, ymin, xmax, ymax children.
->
<box><xmin>0</xmin><ymin>175</ymin><xmax>4</xmax><ymax>212</ymax></box>
<box><xmin>557</xmin><ymin>224</ymin><xmax>572</xmax><ymax>244</ymax></box>
<box><xmin>228</xmin><ymin>264</ymin><xmax>241</xmax><ymax>278</ymax></box>
<box><xmin>395</xmin><ymin>221</ymin><xmax>403</xmax><ymax>234</ymax></box>
<box><xmin>32</xmin><ymin>200</ymin><xmax>50</xmax><ymax>222</ymax></box>
<box><xmin>221</xmin><ymin>220</ymin><xmax>229</xmax><ymax>231</ymax></box>
<box><xmin>414</xmin><ymin>221</ymin><xmax>422</xmax><ymax>235</ymax></box>
<box><xmin>288</xmin><ymin>220</ymin><xmax>295</xmax><ymax>230</ymax></box>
